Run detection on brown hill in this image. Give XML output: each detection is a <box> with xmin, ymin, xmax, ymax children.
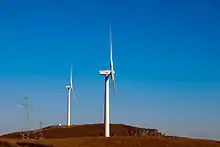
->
<box><xmin>0</xmin><ymin>137</ymin><xmax>220</xmax><ymax>147</ymax></box>
<box><xmin>0</xmin><ymin>123</ymin><xmax>161</xmax><ymax>139</ymax></box>
<box><xmin>1</xmin><ymin>124</ymin><xmax>220</xmax><ymax>147</ymax></box>
<box><xmin>2</xmin><ymin>123</ymin><xmax>219</xmax><ymax>147</ymax></box>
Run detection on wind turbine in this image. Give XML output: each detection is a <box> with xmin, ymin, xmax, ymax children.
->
<box><xmin>99</xmin><ymin>24</ymin><xmax>116</xmax><ymax>137</ymax></box>
<box><xmin>65</xmin><ymin>67</ymin><xmax>77</xmax><ymax>126</ymax></box>
<box><xmin>20</xmin><ymin>93</ymin><xmax>31</xmax><ymax>139</ymax></box>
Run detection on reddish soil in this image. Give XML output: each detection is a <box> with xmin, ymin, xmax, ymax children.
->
<box><xmin>0</xmin><ymin>123</ymin><xmax>160</xmax><ymax>139</ymax></box>
<box><xmin>0</xmin><ymin>123</ymin><xmax>219</xmax><ymax>147</ymax></box>
<box><xmin>0</xmin><ymin>137</ymin><xmax>219</xmax><ymax>147</ymax></box>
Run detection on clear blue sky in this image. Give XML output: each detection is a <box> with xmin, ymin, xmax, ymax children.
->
<box><xmin>0</xmin><ymin>0</ymin><xmax>220</xmax><ymax>140</ymax></box>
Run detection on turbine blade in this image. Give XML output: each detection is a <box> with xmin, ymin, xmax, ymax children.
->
<box><xmin>70</xmin><ymin>66</ymin><xmax>78</xmax><ymax>104</ymax></box>
<box><xmin>110</xmin><ymin>24</ymin><xmax>114</xmax><ymax>71</ymax></box>
<box><xmin>30</xmin><ymin>104</ymin><xmax>33</xmax><ymax>121</ymax></box>
<box><xmin>19</xmin><ymin>103</ymin><xmax>25</xmax><ymax>108</ymax></box>
<box><xmin>109</xmin><ymin>24</ymin><xmax>116</xmax><ymax>97</ymax></box>
<box><xmin>70</xmin><ymin>66</ymin><xmax>72</xmax><ymax>87</ymax></box>
<box><xmin>111</xmin><ymin>72</ymin><xmax>116</xmax><ymax>97</ymax></box>
<box><xmin>71</xmin><ymin>88</ymin><xmax>78</xmax><ymax>104</ymax></box>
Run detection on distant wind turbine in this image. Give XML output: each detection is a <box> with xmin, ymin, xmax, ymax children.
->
<box><xmin>65</xmin><ymin>66</ymin><xmax>78</xmax><ymax>126</ymax></box>
<box><xmin>20</xmin><ymin>92</ymin><xmax>31</xmax><ymax>139</ymax></box>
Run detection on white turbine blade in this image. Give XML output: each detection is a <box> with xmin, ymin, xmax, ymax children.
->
<box><xmin>70</xmin><ymin>66</ymin><xmax>73</xmax><ymax>87</ymax></box>
<box><xmin>110</xmin><ymin>23</ymin><xmax>114</xmax><ymax>71</ymax></box>
<box><xmin>70</xmin><ymin>65</ymin><xmax>78</xmax><ymax>104</ymax></box>
<box><xmin>109</xmin><ymin>24</ymin><xmax>116</xmax><ymax>97</ymax></box>
<box><xmin>71</xmin><ymin>88</ymin><xmax>78</xmax><ymax>104</ymax></box>
<box><xmin>111</xmin><ymin>72</ymin><xmax>116</xmax><ymax>97</ymax></box>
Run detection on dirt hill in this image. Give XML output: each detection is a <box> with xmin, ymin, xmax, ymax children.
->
<box><xmin>0</xmin><ymin>123</ymin><xmax>161</xmax><ymax>139</ymax></box>
<box><xmin>1</xmin><ymin>123</ymin><xmax>219</xmax><ymax>147</ymax></box>
<box><xmin>0</xmin><ymin>137</ymin><xmax>220</xmax><ymax>147</ymax></box>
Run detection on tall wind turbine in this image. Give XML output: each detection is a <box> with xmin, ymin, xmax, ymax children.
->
<box><xmin>65</xmin><ymin>67</ymin><xmax>77</xmax><ymax>126</ymax></box>
<box><xmin>99</xmin><ymin>24</ymin><xmax>116</xmax><ymax>137</ymax></box>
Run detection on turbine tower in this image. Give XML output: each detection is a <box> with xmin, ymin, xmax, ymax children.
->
<box><xmin>99</xmin><ymin>24</ymin><xmax>116</xmax><ymax>137</ymax></box>
<box><xmin>20</xmin><ymin>93</ymin><xmax>31</xmax><ymax>139</ymax></box>
<box><xmin>65</xmin><ymin>67</ymin><xmax>77</xmax><ymax>126</ymax></box>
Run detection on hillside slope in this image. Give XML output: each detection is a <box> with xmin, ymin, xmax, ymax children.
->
<box><xmin>0</xmin><ymin>137</ymin><xmax>219</xmax><ymax>147</ymax></box>
<box><xmin>0</xmin><ymin>123</ymin><xmax>160</xmax><ymax>139</ymax></box>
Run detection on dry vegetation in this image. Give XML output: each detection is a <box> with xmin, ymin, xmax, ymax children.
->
<box><xmin>0</xmin><ymin>124</ymin><xmax>219</xmax><ymax>147</ymax></box>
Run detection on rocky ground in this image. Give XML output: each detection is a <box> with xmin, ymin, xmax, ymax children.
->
<box><xmin>0</xmin><ymin>123</ymin><xmax>219</xmax><ymax>147</ymax></box>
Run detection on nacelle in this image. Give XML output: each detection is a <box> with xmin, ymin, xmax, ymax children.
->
<box><xmin>99</xmin><ymin>70</ymin><xmax>115</xmax><ymax>75</ymax></box>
